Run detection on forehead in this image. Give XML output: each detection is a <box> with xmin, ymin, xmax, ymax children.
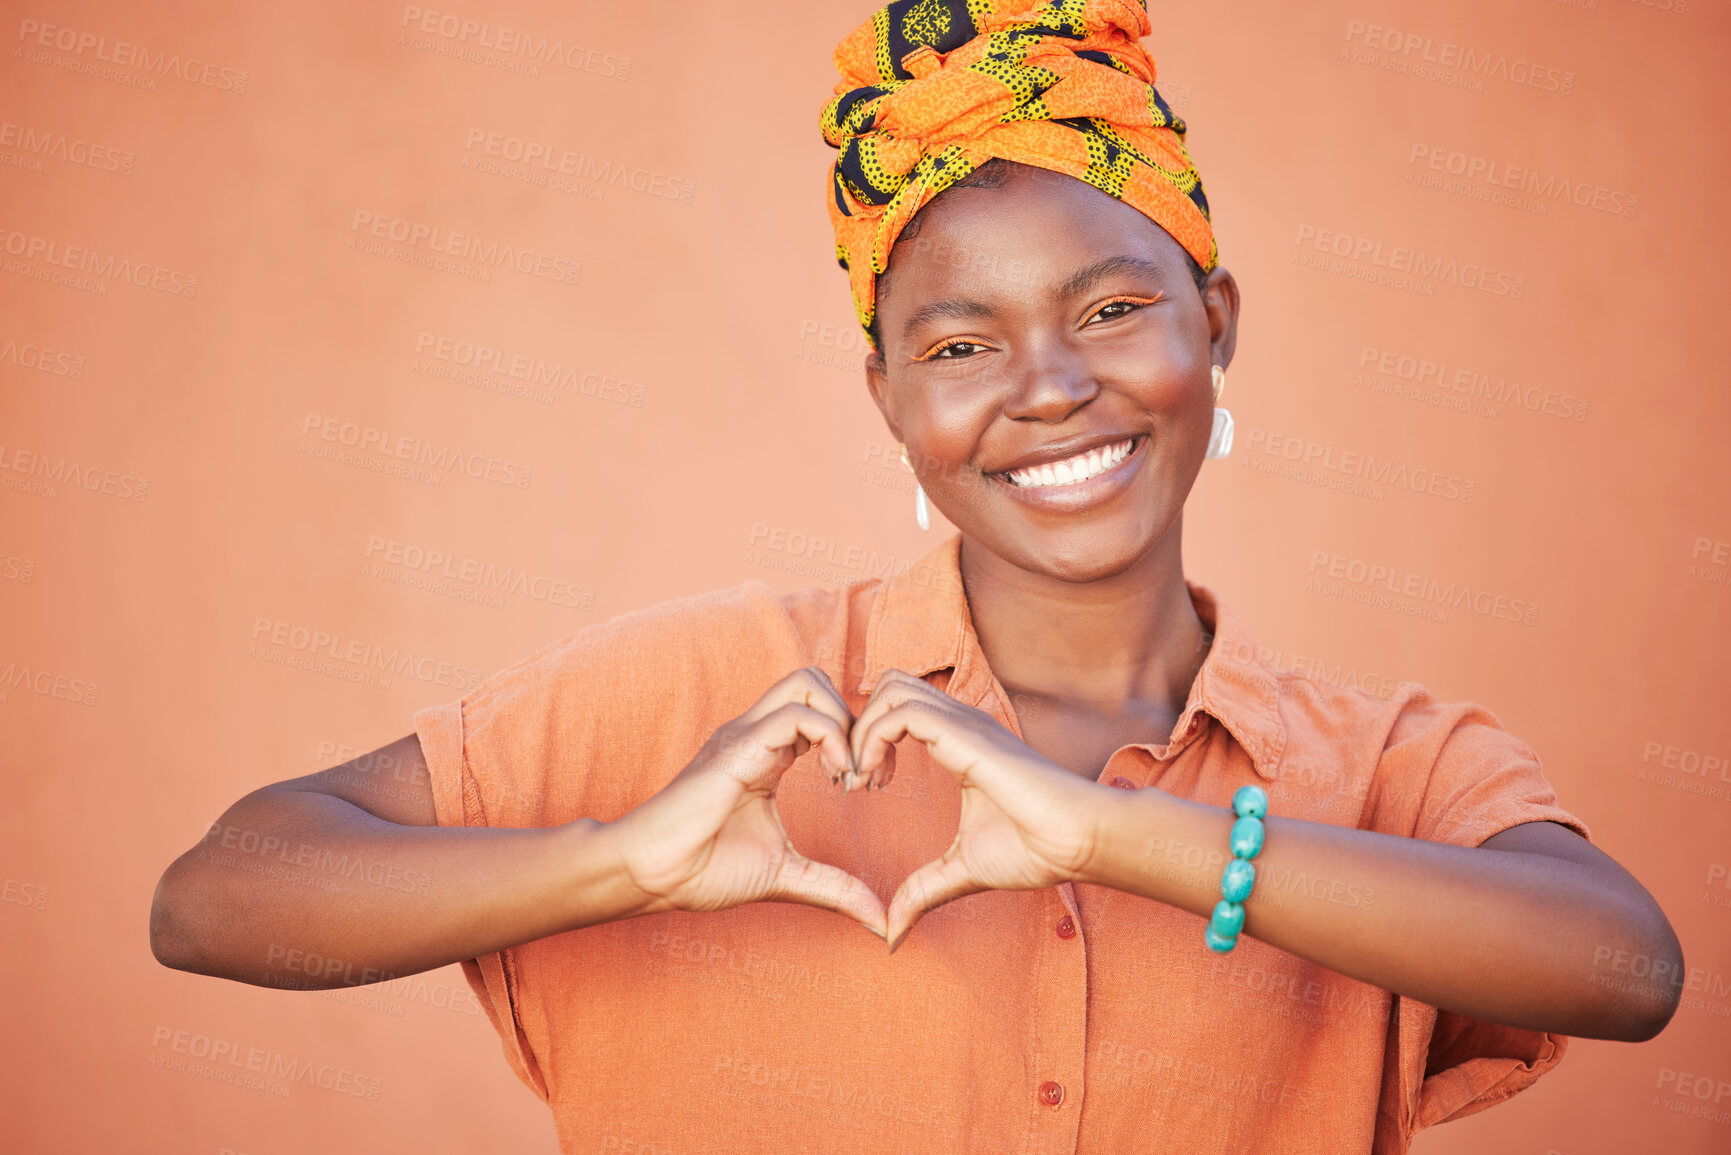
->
<box><xmin>880</xmin><ymin>166</ymin><xmax>1187</xmax><ymax>306</ymax></box>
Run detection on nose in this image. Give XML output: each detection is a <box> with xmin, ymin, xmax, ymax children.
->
<box><xmin>1000</xmin><ymin>341</ymin><xmax>1099</xmax><ymax>423</ymax></box>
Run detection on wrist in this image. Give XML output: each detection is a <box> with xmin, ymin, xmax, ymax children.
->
<box><xmin>558</xmin><ymin>815</ymin><xmax>666</xmax><ymax>928</ymax></box>
<box><xmin>1079</xmin><ymin>786</ymin><xmax>1221</xmax><ymax>915</ymax></box>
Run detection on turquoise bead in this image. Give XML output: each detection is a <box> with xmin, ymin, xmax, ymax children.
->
<box><xmin>1229</xmin><ymin>815</ymin><xmax>1265</xmax><ymax>860</ymax></box>
<box><xmin>1209</xmin><ymin>899</ymin><xmax>1245</xmax><ymax>938</ymax></box>
<box><xmin>1232</xmin><ymin>784</ymin><xmax>1268</xmax><ymax>819</ymax></box>
<box><xmin>1204</xmin><ymin>926</ymin><xmax>1238</xmax><ymax>953</ymax></box>
<box><xmin>1221</xmin><ymin>858</ymin><xmax>1256</xmax><ymax>903</ymax></box>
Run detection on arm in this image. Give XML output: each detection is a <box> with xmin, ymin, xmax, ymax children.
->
<box><xmin>1083</xmin><ymin>797</ymin><xmax>1683</xmax><ymax>1041</ymax></box>
<box><xmin>851</xmin><ymin>670</ymin><xmax>1684</xmax><ymax>1042</ymax></box>
<box><xmin>150</xmin><ymin>669</ymin><xmax>886</xmax><ymax>989</ymax></box>
<box><xmin>147</xmin><ymin>734</ymin><xmax>643</xmax><ymax>987</ymax></box>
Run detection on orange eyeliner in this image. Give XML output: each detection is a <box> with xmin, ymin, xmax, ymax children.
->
<box><xmin>1090</xmin><ymin>291</ymin><xmax>1164</xmax><ymax>317</ymax></box>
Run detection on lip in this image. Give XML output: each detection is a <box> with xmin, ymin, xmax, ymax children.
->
<box><xmin>985</xmin><ymin>433</ymin><xmax>1148</xmax><ymax>511</ymax></box>
<box><xmin>988</xmin><ymin>431</ymin><xmax>1144</xmax><ymax>475</ymax></box>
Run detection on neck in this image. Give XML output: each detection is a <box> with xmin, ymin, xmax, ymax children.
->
<box><xmin>957</xmin><ymin>524</ymin><xmax>1209</xmax><ymax>717</ymax></box>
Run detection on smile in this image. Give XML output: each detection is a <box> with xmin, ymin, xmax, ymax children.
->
<box><xmin>1001</xmin><ymin>437</ymin><xmax>1136</xmax><ymax>488</ymax></box>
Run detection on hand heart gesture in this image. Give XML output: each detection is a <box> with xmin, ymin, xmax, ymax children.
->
<box><xmin>846</xmin><ymin>670</ymin><xmax>1108</xmax><ymax>950</ymax></box>
<box><xmin>609</xmin><ymin>667</ymin><xmax>887</xmax><ymax>938</ymax></box>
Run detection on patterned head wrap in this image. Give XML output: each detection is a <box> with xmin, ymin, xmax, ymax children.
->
<box><xmin>821</xmin><ymin>0</ymin><xmax>1216</xmax><ymax>346</ymax></box>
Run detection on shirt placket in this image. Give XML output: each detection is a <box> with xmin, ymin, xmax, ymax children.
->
<box><xmin>969</xmin><ymin>674</ymin><xmax>1087</xmax><ymax>1154</ymax></box>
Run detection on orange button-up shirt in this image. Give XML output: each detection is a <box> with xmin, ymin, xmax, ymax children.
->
<box><xmin>414</xmin><ymin>534</ymin><xmax>1588</xmax><ymax>1154</ymax></box>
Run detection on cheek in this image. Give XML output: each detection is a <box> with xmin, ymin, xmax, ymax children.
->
<box><xmin>899</xmin><ymin>379</ymin><xmax>1000</xmax><ymax>464</ymax></box>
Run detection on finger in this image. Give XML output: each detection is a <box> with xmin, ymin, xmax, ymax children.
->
<box><xmin>840</xmin><ymin>740</ymin><xmax>897</xmax><ymax>794</ymax></box>
<box><xmin>849</xmin><ymin>670</ymin><xmax>947</xmax><ymax>776</ymax></box>
<box><xmin>886</xmin><ymin>855</ymin><xmax>978</xmax><ymax>953</ymax></box>
<box><xmin>873</xmin><ymin>742</ymin><xmax>897</xmax><ymax>792</ymax></box>
<box><xmin>715</xmin><ymin>703</ymin><xmax>852</xmax><ymax>788</ymax></box>
<box><xmin>740</xmin><ymin>668</ymin><xmax>856</xmax><ymax>754</ymax></box>
<box><xmin>853</xmin><ymin>700</ymin><xmax>976</xmax><ymax>792</ymax></box>
<box><xmin>764</xmin><ymin>851</ymin><xmax>888</xmax><ymax>940</ymax></box>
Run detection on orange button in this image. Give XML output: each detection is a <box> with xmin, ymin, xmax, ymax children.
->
<box><xmin>1056</xmin><ymin>915</ymin><xmax>1076</xmax><ymax>939</ymax></box>
<box><xmin>1038</xmin><ymin>1080</ymin><xmax>1064</xmax><ymax>1107</ymax></box>
<box><xmin>1111</xmin><ymin>776</ymin><xmax>1135</xmax><ymax>790</ymax></box>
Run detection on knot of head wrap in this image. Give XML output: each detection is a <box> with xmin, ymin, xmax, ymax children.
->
<box><xmin>820</xmin><ymin>0</ymin><xmax>1217</xmax><ymax>346</ymax></box>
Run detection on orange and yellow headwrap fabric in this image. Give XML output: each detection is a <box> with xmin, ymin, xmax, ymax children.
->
<box><xmin>820</xmin><ymin>0</ymin><xmax>1217</xmax><ymax>347</ymax></box>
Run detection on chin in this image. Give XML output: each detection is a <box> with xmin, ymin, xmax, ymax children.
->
<box><xmin>978</xmin><ymin>506</ymin><xmax>1176</xmax><ymax>585</ymax></box>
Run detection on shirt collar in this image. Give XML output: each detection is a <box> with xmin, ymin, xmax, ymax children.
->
<box><xmin>857</xmin><ymin>533</ymin><xmax>1286</xmax><ymax>780</ymax></box>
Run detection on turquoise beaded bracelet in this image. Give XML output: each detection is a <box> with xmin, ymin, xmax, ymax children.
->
<box><xmin>1205</xmin><ymin>784</ymin><xmax>1268</xmax><ymax>953</ymax></box>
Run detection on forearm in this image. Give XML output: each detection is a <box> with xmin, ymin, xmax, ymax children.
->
<box><xmin>149</xmin><ymin>787</ymin><xmax>643</xmax><ymax>988</ymax></box>
<box><xmin>1086</xmin><ymin>788</ymin><xmax>1681</xmax><ymax>1040</ymax></box>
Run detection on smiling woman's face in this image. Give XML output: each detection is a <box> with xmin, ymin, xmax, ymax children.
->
<box><xmin>866</xmin><ymin>162</ymin><xmax>1240</xmax><ymax>584</ymax></box>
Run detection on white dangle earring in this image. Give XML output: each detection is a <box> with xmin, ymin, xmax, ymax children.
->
<box><xmin>1206</xmin><ymin>365</ymin><xmax>1235</xmax><ymax>460</ymax></box>
<box><xmin>900</xmin><ymin>443</ymin><xmax>931</xmax><ymax>531</ymax></box>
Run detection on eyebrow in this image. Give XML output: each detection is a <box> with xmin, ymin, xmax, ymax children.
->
<box><xmin>896</xmin><ymin>254</ymin><xmax>1168</xmax><ymax>341</ymax></box>
<box><xmin>900</xmin><ymin>297</ymin><xmax>998</xmax><ymax>340</ymax></box>
<box><xmin>1055</xmin><ymin>255</ymin><xmax>1167</xmax><ymax>299</ymax></box>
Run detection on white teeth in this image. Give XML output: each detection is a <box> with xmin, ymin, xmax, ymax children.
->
<box><xmin>1004</xmin><ymin>438</ymin><xmax>1134</xmax><ymax>489</ymax></box>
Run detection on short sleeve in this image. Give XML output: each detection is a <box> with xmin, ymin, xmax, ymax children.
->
<box><xmin>409</xmin><ymin>580</ymin><xmax>818</xmax><ymax>1102</ymax></box>
<box><xmin>1372</xmin><ymin>694</ymin><xmax>1591</xmax><ymax>1142</ymax></box>
<box><xmin>1400</xmin><ymin>701</ymin><xmax>1592</xmax><ymax>849</ymax></box>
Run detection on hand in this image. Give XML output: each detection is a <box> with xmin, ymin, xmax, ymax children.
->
<box><xmin>849</xmin><ymin>669</ymin><xmax>1109</xmax><ymax>951</ymax></box>
<box><xmin>605</xmin><ymin>667</ymin><xmax>886</xmax><ymax>938</ymax></box>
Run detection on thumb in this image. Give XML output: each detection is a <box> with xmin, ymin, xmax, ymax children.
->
<box><xmin>765</xmin><ymin>851</ymin><xmax>888</xmax><ymax>941</ymax></box>
<box><xmin>886</xmin><ymin>855</ymin><xmax>977</xmax><ymax>953</ymax></box>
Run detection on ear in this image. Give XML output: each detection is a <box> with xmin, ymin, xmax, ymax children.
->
<box><xmin>1201</xmin><ymin>266</ymin><xmax>1242</xmax><ymax>372</ymax></box>
<box><xmin>864</xmin><ymin>348</ymin><xmax>903</xmax><ymax>445</ymax></box>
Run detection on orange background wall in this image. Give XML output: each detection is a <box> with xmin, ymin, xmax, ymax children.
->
<box><xmin>3</xmin><ymin>1</ymin><xmax>1728</xmax><ymax>1152</ymax></box>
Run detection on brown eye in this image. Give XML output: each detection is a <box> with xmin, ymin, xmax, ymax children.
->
<box><xmin>926</xmin><ymin>340</ymin><xmax>988</xmax><ymax>360</ymax></box>
<box><xmin>1085</xmin><ymin>293</ymin><xmax>1163</xmax><ymax>326</ymax></box>
<box><xmin>1088</xmin><ymin>301</ymin><xmax>1140</xmax><ymax>324</ymax></box>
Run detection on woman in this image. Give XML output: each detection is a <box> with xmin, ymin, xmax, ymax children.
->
<box><xmin>150</xmin><ymin>2</ymin><xmax>1683</xmax><ymax>1152</ymax></box>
